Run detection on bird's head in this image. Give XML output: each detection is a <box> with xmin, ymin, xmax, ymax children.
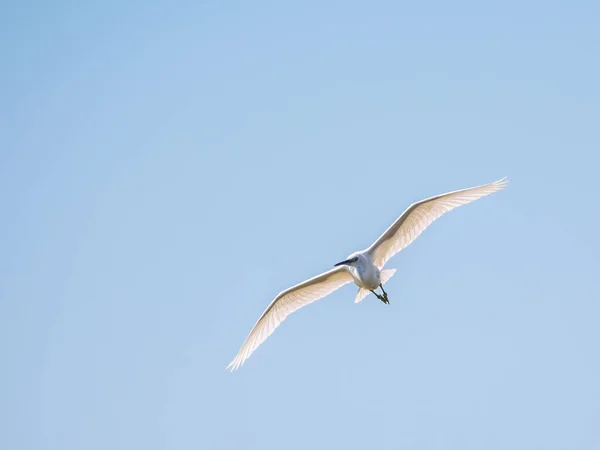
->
<box><xmin>334</xmin><ymin>252</ymin><xmax>362</xmax><ymax>268</ymax></box>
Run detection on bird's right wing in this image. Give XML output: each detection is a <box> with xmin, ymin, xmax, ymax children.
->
<box><xmin>227</xmin><ymin>266</ymin><xmax>353</xmax><ymax>371</ymax></box>
<box><xmin>368</xmin><ymin>177</ymin><xmax>508</xmax><ymax>268</ymax></box>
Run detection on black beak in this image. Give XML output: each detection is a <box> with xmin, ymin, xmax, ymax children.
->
<box><xmin>334</xmin><ymin>259</ymin><xmax>352</xmax><ymax>267</ymax></box>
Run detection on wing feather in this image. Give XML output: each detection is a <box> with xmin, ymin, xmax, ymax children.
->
<box><xmin>227</xmin><ymin>266</ymin><xmax>353</xmax><ymax>371</ymax></box>
<box><xmin>368</xmin><ymin>177</ymin><xmax>508</xmax><ymax>268</ymax></box>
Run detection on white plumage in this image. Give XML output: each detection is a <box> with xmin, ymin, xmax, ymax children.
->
<box><xmin>227</xmin><ymin>177</ymin><xmax>508</xmax><ymax>371</ymax></box>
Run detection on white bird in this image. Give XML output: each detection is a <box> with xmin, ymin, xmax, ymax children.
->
<box><xmin>227</xmin><ymin>177</ymin><xmax>508</xmax><ymax>371</ymax></box>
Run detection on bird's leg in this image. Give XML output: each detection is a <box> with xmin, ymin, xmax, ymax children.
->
<box><xmin>379</xmin><ymin>284</ymin><xmax>389</xmax><ymax>304</ymax></box>
<box><xmin>371</xmin><ymin>289</ymin><xmax>389</xmax><ymax>305</ymax></box>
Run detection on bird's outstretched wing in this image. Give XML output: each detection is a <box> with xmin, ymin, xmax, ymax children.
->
<box><xmin>367</xmin><ymin>177</ymin><xmax>508</xmax><ymax>269</ymax></box>
<box><xmin>227</xmin><ymin>267</ymin><xmax>353</xmax><ymax>371</ymax></box>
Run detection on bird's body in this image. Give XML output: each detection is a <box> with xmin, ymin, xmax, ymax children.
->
<box><xmin>227</xmin><ymin>177</ymin><xmax>509</xmax><ymax>371</ymax></box>
<box><xmin>343</xmin><ymin>252</ymin><xmax>380</xmax><ymax>290</ymax></box>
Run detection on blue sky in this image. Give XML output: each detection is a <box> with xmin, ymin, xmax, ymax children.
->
<box><xmin>2</xmin><ymin>1</ymin><xmax>599</xmax><ymax>449</ymax></box>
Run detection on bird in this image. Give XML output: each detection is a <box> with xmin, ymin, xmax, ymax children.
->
<box><xmin>227</xmin><ymin>177</ymin><xmax>508</xmax><ymax>371</ymax></box>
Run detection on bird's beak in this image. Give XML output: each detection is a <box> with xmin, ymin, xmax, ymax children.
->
<box><xmin>334</xmin><ymin>259</ymin><xmax>352</xmax><ymax>267</ymax></box>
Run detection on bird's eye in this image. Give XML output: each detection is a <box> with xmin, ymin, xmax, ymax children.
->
<box><xmin>353</xmin><ymin>257</ymin><xmax>359</xmax><ymax>262</ymax></box>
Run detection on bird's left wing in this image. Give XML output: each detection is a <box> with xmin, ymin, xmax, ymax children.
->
<box><xmin>367</xmin><ymin>177</ymin><xmax>508</xmax><ymax>269</ymax></box>
<box><xmin>227</xmin><ymin>266</ymin><xmax>353</xmax><ymax>371</ymax></box>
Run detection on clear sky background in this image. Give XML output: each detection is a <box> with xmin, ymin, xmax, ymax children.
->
<box><xmin>2</xmin><ymin>1</ymin><xmax>599</xmax><ymax>449</ymax></box>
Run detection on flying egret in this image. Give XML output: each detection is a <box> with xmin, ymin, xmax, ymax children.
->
<box><xmin>227</xmin><ymin>177</ymin><xmax>508</xmax><ymax>371</ymax></box>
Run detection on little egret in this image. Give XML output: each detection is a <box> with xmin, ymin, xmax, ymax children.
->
<box><xmin>227</xmin><ymin>177</ymin><xmax>508</xmax><ymax>371</ymax></box>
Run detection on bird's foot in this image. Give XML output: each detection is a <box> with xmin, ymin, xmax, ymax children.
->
<box><xmin>377</xmin><ymin>293</ymin><xmax>390</xmax><ymax>305</ymax></box>
<box><xmin>371</xmin><ymin>290</ymin><xmax>390</xmax><ymax>305</ymax></box>
<box><xmin>379</xmin><ymin>284</ymin><xmax>389</xmax><ymax>304</ymax></box>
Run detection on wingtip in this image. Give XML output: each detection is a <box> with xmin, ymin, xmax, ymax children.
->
<box><xmin>492</xmin><ymin>176</ymin><xmax>509</xmax><ymax>190</ymax></box>
<box><xmin>226</xmin><ymin>356</ymin><xmax>245</xmax><ymax>372</ymax></box>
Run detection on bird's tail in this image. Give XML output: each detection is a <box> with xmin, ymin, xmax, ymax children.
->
<box><xmin>355</xmin><ymin>269</ymin><xmax>397</xmax><ymax>303</ymax></box>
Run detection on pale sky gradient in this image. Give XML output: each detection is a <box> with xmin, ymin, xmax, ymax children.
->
<box><xmin>2</xmin><ymin>1</ymin><xmax>599</xmax><ymax>449</ymax></box>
